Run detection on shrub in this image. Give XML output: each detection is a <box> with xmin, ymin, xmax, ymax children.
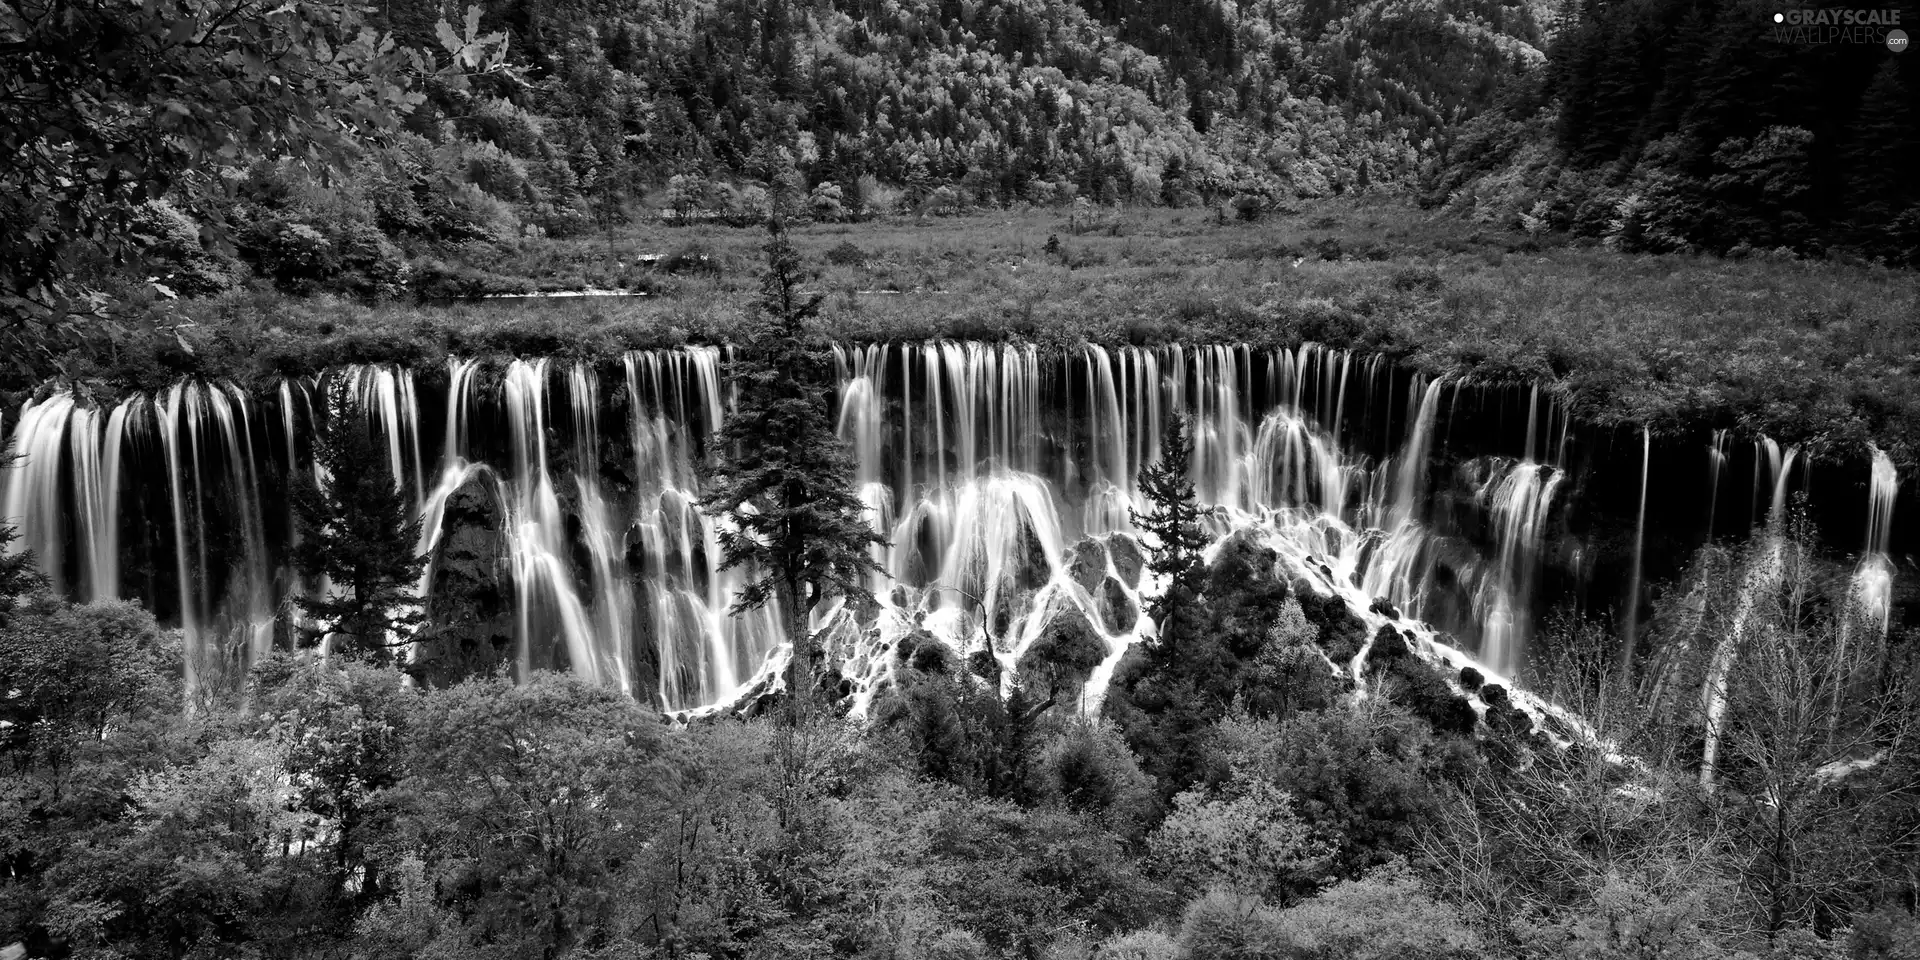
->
<box><xmin>664</xmin><ymin>173</ymin><xmax>713</xmax><ymax>222</ymax></box>
<box><xmin>924</xmin><ymin>185</ymin><xmax>964</xmax><ymax>216</ymax></box>
<box><xmin>129</xmin><ymin>200</ymin><xmax>242</xmax><ymax>297</ymax></box>
<box><xmin>663</xmin><ymin>241</ymin><xmax>721</xmax><ymax>276</ymax></box>
<box><xmin>718</xmin><ymin>183</ymin><xmax>771</xmax><ymax>226</ymax></box>
<box><xmin>1516</xmin><ymin>872</ymin><xmax>1741</xmax><ymax>960</ymax></box>
<box><xmin>1034</xmin><ymin>721</ymin><xmax>1157</xmax><ymax>834</ymax></box>
<box><xmin>825</xmin><ymin>240</ymin><xmax>868</xmax><ymax>266</ymax></box>
<box><xmin>1067</xmin><ymin>197</ymin><xmax>1121</xmax><ymax>236</ymax></box>
<box><xmin>809</xmin><ymin>181</ymin><xmax>851</xmax><ymax>222</ymax></box>
<box><xmin>1382</xmin><ymin>658</ymin><xmax>1478</xmax><ymax>737</ymax></box>
<box><xmin>1093</xmin><ymin>929</ymin><xmax>1180</xmax><ymax>960</ymax></box>
<box><xmin>1207</xmin><ymin>702</ymin><xmax>1452</xmax><ymax>878</ymax></box>
<box><xmin>1230</xmin><ymin>193</ymin><xmax>1270</xmax><ymax>222</ymax></box>
<box><xmin>1276</xmin><ymin>863</ymin><xmax>1488</xmax><ymax>960</ymax></box>
<box><xmin>1176</xmin><ymin>888</ymin><xmax>1296</xmax><ymax>960</ymax></box>
<box><xmin>1244</xmin><ymin>597</ymin><xmax>1338</xmax><ymax>719</ymax></box>
<box><xmin>332</xmin><ymin>219</ymin><xmax>406</xmax><ymax>299</ymax></box>
<box><xmin>1848</xmin><ymin>905</ymin><xmax>1920</xmax><ymax>960</ymax></box>
<box><xmin>246</xmin><ymin>219</ymin><xmax>339</xmax><ymax>295</ymax></box>
<box><xmin>923</xmin><ymin>928</ymin><xmax>990</xmax><ymax>960</ymax></box>
<box><xmin>854</xmin><ymin>173</ymin><xmax>897</xmax><ymax>216</ymax></box>
<box><xmin>462</xmin><ymin>141</ymin><xmax>531</xmax><ymax>200</ymax></box>
<box><xmin>1149</xmin><ymin>777</ymin><xmax>1330</xmax><ymax>901</ymax></box>
<box><xmin>408</xmin><ymin>259</ymin><xmax>528</xmax><ymax>300</ymax></box>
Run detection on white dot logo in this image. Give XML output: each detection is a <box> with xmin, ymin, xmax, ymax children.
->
<box><xmin>1774</xmin><ymin>11</ymin><xmax>1784</xmax><ymax>21</ymax></box>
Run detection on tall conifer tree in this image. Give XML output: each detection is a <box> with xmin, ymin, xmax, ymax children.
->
<box><xmin>1131</xmin><ymin>415</ymin><xmax>1209</xmax><ymax>652</ymax></box>
<box><xmin>290</xmin><ymin>380</ymin><xmax>427</xmax><ymax>663</ymax></box>
<box><xmin>699</xmin><ymin>208</ymin><xmax>885</xmax><ymax>723</ymax></box>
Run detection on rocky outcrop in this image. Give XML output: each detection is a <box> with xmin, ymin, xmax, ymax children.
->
<box><xmin>417</xmin><ymin>477</ymin><xmax>516</xmax><ymax>687</ymax></box>
<box><xmin>1097</xmin><ymin>577</ymin><xmax>1138</xmax><ymax>634</ymax></box>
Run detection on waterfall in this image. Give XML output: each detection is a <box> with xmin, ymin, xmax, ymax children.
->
<box><xmin>2</xmin><ymin>345</ymin><xmax>1904</xmax><ymax>718</ymax></box>
<box><xmin>1706</xmin><ymin>428</ymin><xmax>1730</xmax><ymax>537</ymax></box>
<box><xmin>5</xmin><ymin>395</ymin><xmax>78</xmax><ymax>595</ymax></box>
<box><xmin>1619</xmin><ymin>427</ymin><xmax>1650</xmax><ymax>682</ymax></box>
<box><xmin>1476</xmin><ymin>459</ymin><xmax>1564</xmax><ymax>677</ymax></box>
<box><xmin>1850</xmin><ymin>446</ymin><xmax>1899</xmax><ymax>639</ymax></box>
<box><xmin>1701</xmin><ymin>438</ymin><xmax>1801</xmax><ymax>791</ymax></box>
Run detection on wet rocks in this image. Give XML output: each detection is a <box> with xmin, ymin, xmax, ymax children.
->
<box><xmin>1018</xmin><ymin>607</ymin><xmax>1107</xmax><ymax>698</ymax></box>
<box><xmin>418</xmin><ymin>477</ymin><xmax>517</xmax><ymax>685</ymax></box>
<box><xmin>1067</xmin><ymin>537</ymin><xmax>1110</xmax><ymax>594</ymax></box>
<box><xmin>1107</xmin><ymin>534</ymin><xmax>1146</xmax><ymax>584</ymax></box>
<box><xmin>1292</xmin><ymin>585</ymin><xmax>1370</xmax><ymax>663</ymax></box>
<box><xmin>1097</xmin><ymin>577</ymin><xmax>1137</xmax><ymax>634</ymax></box>
<box><xmin>1365</xmin><ymin>624</ymin><xmax>1411</xmax><ymax>666</ymax></box>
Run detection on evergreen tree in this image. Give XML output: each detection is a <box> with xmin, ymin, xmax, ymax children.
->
<box><xmin>290</xmin><ymin>380</ymin><xmax>427</xmax><ymax>663</ymax></box>
<box><xmin>1107</xmin><ymin>415</ymin><xmax>1226</xmax><ymax>791</ymax></box>
<box><xmin>698</xmin><ymin>210</ymin><xmax>885</xmax><ymax>724</ymax></box>
<box><xmin>1131</xmin><ymin>416</ymin><xmax>1209</xmax><ymax>651</ymax></box>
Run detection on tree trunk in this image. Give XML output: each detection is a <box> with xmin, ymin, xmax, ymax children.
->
<box><xmin>784</xmin><ymin>577</ymin><xmax>811</xmax><ymax>727</ymax></box>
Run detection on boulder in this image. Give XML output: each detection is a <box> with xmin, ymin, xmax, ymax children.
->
<box><xmin>1067</xmin><ymin>537</ymin><xmax>1111</xmax><ymax>593</ymax></box>
<box><xmin>1107</xmin><ymin>534</ymin><xmax>1147</xmax><ymax>584</ymax></box>
<box><xmin>1019</xmin><ymin>607</ymin><xmax>1107</xmax><ymax>697</ymax></box>
<box><xmin>1365</xmin><ymin>624</ymin><xmax>1410</xmax><ymax>667</ymax></box>
<box><xmin>1097</xmin><ymin>577</ymin><xmax>1138</xmax><ymax>634</ymax></box>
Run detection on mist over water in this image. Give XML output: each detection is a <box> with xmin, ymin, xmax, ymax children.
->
<box><xmin>2</xmin><ymin>343</ymin><xmax>1906</xmax><ymax>713</ymax></box>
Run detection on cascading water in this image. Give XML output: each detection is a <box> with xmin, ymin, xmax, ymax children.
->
<box><xmin>1474</xmin><ymin>459</ymin><xmax>1565</xmax><ymax>677</ymax></box>
<box><xmin>1619</xmin><ymin>427</ymin><xmax>1650</xmax><ymax>680</ymax></box>
<box><xmin>1700</xmin><ymin>438</ymin><xmax>1802</xmax><ymax>790</ymax></box>
<box><xmin>1853</xmin><ymin>446</ymin><xmax>1899</xmax><ymax>638</ymax></box>
<box><xmin>2</xmin><ymin>344</ymin><xmax>1905</xmax><ymax>721</ymax></box>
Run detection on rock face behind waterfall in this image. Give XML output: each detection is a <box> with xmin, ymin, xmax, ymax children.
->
<box><xmin>1066</xmin><ymin>536</ymin><xmax>1142</xmax><ymax>634</ymax></box>
<box><xmin>417</xmin><ymin>478</ymin><xmax>516</xmax><ymax>686</ymax></box>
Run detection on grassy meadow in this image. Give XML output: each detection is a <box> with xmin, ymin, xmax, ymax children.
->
<box><xmin>91</xmin><ymin>200</ymin><xmax>1920</xmax><ymax>464</ymax></box>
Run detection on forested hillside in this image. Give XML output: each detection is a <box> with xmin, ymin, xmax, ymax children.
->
<box><xmin>9</xmin><ymin>0</ymin><xmax>1918</xmax><ymax>335</ymax></box>
<box><xmin>370</xmin><ymin>0</ymin><xmax>1555</xmax><ymax>210</ymax></box>
<box><xmin>1436</xmin><ymin>0</ymin><xmax>1920</xmax><ymax>262</ymax></box>
<box><xmin>3</xmin><ymin>0</ymin><xmax>1565</xmax><ymax>327</ymax></box>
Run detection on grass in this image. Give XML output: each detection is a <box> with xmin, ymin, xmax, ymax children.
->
<box><xmin>66</xmin><ymin>198</ymin><xmax>1920</xmax><ymax>467</ymax></box>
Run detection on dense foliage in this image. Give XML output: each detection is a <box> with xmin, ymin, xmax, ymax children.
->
<box><xmin>0</xmin><ymin>0</ymin><xmax>509</xmax><ymax>348</ymax></box>
<box><xmin>3</xmin><ymin>470</ymin><xmax>1917</xmax><ymax>959</ymax></box>
<box><xmin>4</xmin><ymin>0</ymin><xmax>1566</xmax><ymax>329</ymax></box>
<box><xmin>1438</xmin><ymin>0</ymin><xmax>1920</xmax><ymax>263</ymax></box>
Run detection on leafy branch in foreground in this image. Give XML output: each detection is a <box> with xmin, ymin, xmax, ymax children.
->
<box><xmin>0</xmin><ymin>0</ymin><xmax>509</xmax><ymax>350</ymax></box>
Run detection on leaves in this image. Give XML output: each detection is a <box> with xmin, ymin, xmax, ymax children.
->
<box><xmin>0</xmin><ymin>0</ymin><xmax>506</xmax><ymax>346</ymax></box>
